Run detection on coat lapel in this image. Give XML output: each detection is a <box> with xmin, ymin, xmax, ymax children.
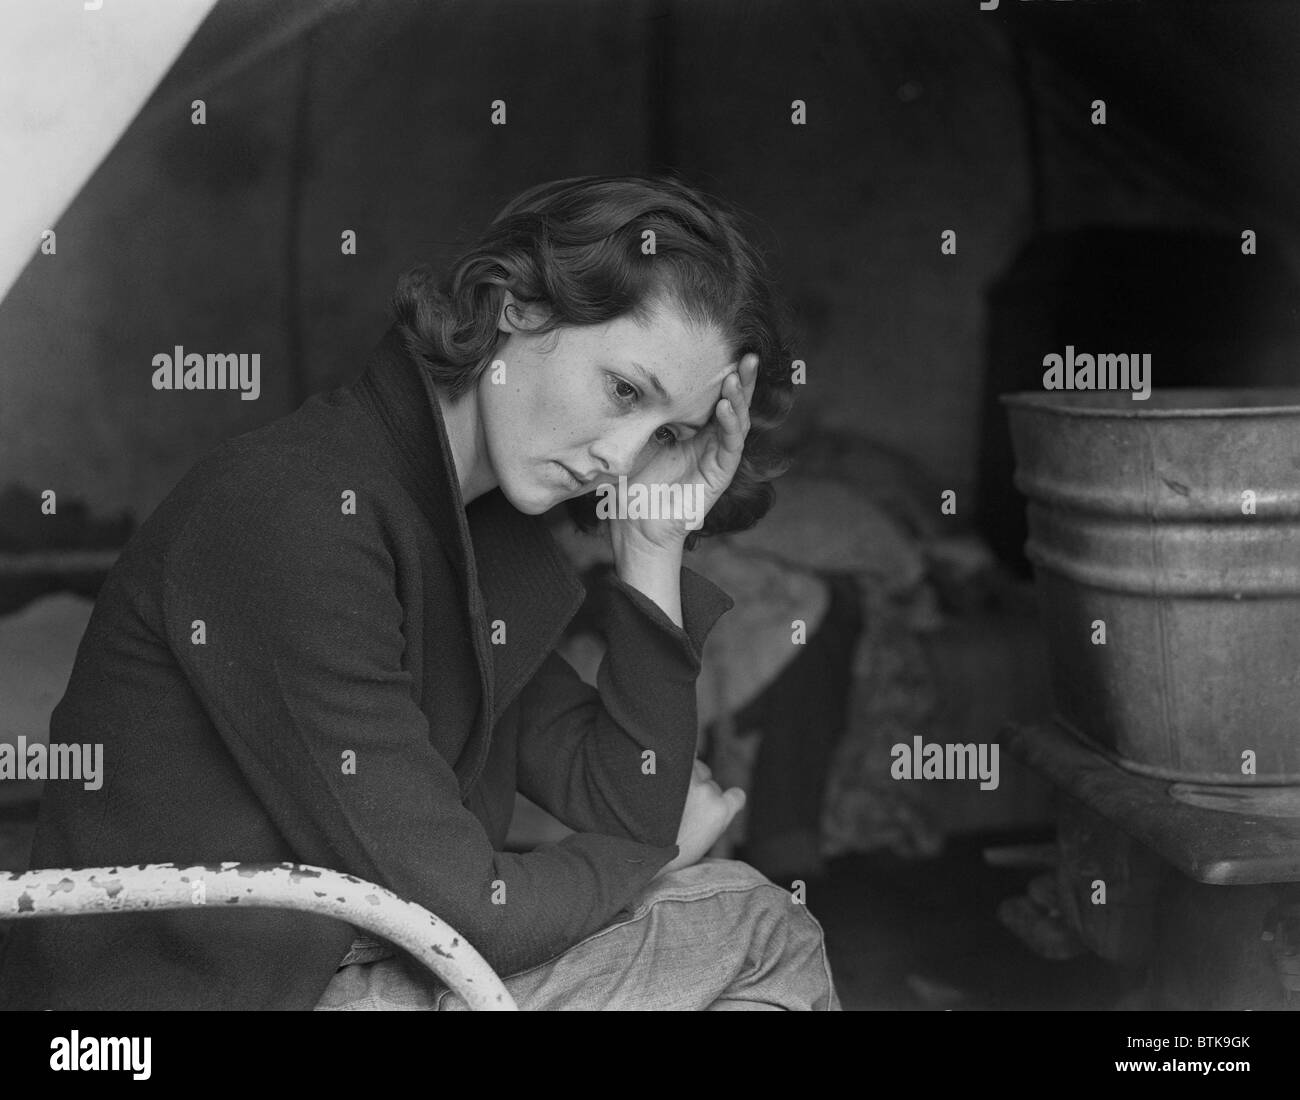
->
<box><xmin>350</xmin><ymin>326</ymin><xmax>586</xmax><ymax>793</ymax></box>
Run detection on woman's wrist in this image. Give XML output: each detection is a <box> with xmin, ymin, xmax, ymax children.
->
<box><xmin>609</xmin><ymin>525</ymin><xmax>685</xmax><ymax>628</ymax></box>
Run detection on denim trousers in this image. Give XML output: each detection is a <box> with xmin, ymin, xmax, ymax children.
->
<box><xmin>314</xmin><ymin>859</ymin><xmax>841</xmax><ymax>1011</ymax></box>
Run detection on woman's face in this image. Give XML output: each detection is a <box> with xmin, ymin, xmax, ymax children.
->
<box><xmin>478</xmin><ymin>295</ymin><xmax>735</xmax><ymax>514</ymax></box>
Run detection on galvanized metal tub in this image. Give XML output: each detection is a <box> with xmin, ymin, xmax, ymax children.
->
<box><xmin>1002</xmin><ymin>389</ymin><xmax>1300</xmax><ymax>784</ymax></box>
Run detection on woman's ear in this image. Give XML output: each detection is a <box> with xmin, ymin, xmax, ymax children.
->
<box><xmin>498</xmin><ymin>290</ymin><xmax>535</xmax><ymax>335</ymax></box>
<box><xmin>497</xmin><ymin>290</ymin><xmax>516</xmax><ymax>334</ymax></box>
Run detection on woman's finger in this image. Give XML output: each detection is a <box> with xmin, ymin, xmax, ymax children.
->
<box><xmin>722</xmin><ymin>786</ymin><xmax>747</xmax><ymax>818</ymax></box>
<box><xmin>731</xmin><ymin>370</ymin><xmax>752</xmax><ymax>437</ymax></box>
<box><xmin>724</xmin><ymin>375</ymin><xmax>751</xmax><ymax>447</ymax></box>
<box><xmin>738</xmin><ymin>353</ymin><xmax>758</xmax><ymax>409</ymax></box>
<box><xmin>716</xmin><ymin>392</ymin><xmax>744</xmax><ymax>461</ymax></box>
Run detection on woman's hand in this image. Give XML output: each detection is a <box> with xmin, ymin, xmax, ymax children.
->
<box><xmin>606</xmin><ymin>352</ymin><xmax>759</xmax><ymax>554</ymax></box>
<box><xmin>654</xmin><ymin>759</ymin><xmax>747</xmax><ymax>879</ymax></box>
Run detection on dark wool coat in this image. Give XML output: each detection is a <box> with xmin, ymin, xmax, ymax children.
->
<box><xmin>0</xmin><ymin>326</ymin><xmax>734</xmax><ymax>1010</ymax></box>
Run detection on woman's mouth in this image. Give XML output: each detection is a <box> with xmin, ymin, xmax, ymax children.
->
<box><xmin>554</xmin><ymin>462</ymin><xmax>583</xmax><ymax>490</ymax></box>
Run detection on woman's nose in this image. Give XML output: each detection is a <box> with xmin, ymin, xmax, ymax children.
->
<box><xmin>589</xmin><ymin>425</ymin><xmax>651</xmax><ymax>478</ymax></box>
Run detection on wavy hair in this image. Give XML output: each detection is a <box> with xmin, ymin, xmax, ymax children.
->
<box><xmin>390</xmin><ymin>173</ymin><xmax>796</xmax><ymax>549</ymax></box>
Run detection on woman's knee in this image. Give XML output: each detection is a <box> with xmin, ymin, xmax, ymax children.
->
<box><xmin>646</xmin><ymin>858</ymin><xmax>830</xmax><ymax>961</ymax></box>
<box><xmin>641</xmin><ymin>857</ymin><xmax>776</xmax><ymax>901</ymax></box>
<box><xmin>687</xmin><ymin>863</ymin><xmax>837</xmax><ymax>1010</ymax></box>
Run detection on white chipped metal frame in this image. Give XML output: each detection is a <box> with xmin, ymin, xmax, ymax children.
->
<box><xmin>0</xmin><ymin>861</ymin><xmax>517</xmax><ymax>1011</ymax></box>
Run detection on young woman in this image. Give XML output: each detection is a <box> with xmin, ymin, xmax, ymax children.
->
<box><xmin>0</xmin><ymin>174</ymin><xmax>840</xmax><ymax>1011</ymax></box>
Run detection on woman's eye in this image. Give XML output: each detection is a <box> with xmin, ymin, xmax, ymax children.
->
<box><xmin>606</xmin><ymin>374</ymin><xmax>676</xmax><ymax>446</ymax></box>
<box><xmin>609</xmin><ymin>375</ymin><xmax>638</xmax><ymax>403</ymax></box>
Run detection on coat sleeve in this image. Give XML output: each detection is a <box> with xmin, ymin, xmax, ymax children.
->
<box><xmin>161</xmin><ymin>476</ymin><xmax>682</xmax><ymax>979</ymax></box>
<box><xmin>514</xmin><ymin>567</ymin><xmax>734</xmax><ymax>846</ymax></box>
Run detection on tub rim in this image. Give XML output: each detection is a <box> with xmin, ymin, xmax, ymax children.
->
<box><xmin>1001</xmin><ymin>388</ymin><xmax>1300</xmax><ymax>419</ymax></box>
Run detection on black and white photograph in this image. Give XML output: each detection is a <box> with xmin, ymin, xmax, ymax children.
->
<box><xmin>0</xmin><ymin>0</ymin><xmax>1296</xmax><ymax>1069</ymax></box>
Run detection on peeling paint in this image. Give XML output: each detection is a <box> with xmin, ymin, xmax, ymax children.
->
<box><xmin>1</xmin><ymin>862</ymin><xmax>516</xmax><ymax>1009</ymax></box>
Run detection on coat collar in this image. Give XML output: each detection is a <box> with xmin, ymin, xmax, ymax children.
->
<box><xmin>350</xmin><ymin>325</ymin><xmax>587</xmax><ymax>788</ymax></box>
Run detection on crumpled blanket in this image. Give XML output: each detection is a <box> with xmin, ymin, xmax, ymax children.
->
<box><xmin>696</xmin><ymin>475</ymin><xmax>947</xmax><ymax>860</ymax></box>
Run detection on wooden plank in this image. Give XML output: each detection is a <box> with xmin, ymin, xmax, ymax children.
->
<box><xmin>1001</xmin><ymin>720</ymin><xmax>1300</xmax><ymax>885</ymax></box>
